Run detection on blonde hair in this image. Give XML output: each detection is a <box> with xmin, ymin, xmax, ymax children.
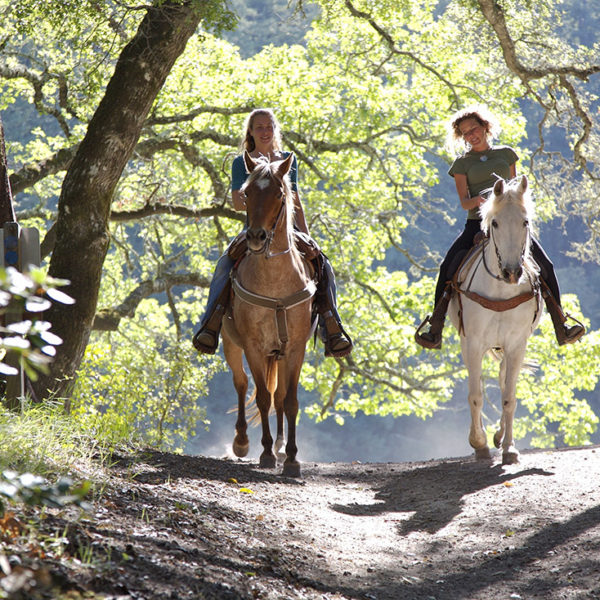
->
<box><xmin>445</xmin><ymin>105</ymin><xmax>501</xmax><ymax>154</ymax></box>
<box><xmin>238</xmin><ymin>108</ymin><xmax>283</xmax><ymax>153</ymax></box>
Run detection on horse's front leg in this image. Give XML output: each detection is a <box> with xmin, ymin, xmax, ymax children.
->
<box><xmin>256</xmin><ymin>385</ymin><xmax>276</xmax><ymax>468</ymax></box>
<box><xmin>222</xmin><ymin>333</ymin><xmax>249</xmax><ymax>457</ymax></box>
<box><xmin>498</xmin><ymin>347</ymin><xmax>527</xmax><ymax>465</ymax></box>
<box><xmin>463</xmin><ymin>342</ymin><xmax>491</xmax><ymax>460</ymax></box>
<box><xmin>246</xmin><ymin>356</ymin><xmax>277</xmax><ymax>469</ymax></box>
<box><xmin>281</xmin><ymin>357</ymin><xmax>303</xmax><ymax>478</ymax></box>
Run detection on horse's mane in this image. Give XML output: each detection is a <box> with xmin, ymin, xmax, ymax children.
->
<box><xmin>480</xmin><ymin>177</ymin><xmax>535</xmax><ymax>234</ymax></box>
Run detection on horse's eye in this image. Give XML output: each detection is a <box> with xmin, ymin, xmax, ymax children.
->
<box><xmin>492</xmin><ymin>220</ymin><xmax>498</xmax><ymax>229</ymax></box>
<box><xmin>524</xmin><ymin>219</ymin><xmax>529</xmax><ymax>228</ymax></box>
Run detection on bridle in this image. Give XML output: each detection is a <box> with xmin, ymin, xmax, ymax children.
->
<box><xmin>243</xmin><ymin>176</ymin><xmax>291</xmax><ymax>259</ymax></box>
<box><xmin>483</xmin><ymin>219</ymin><xmax>532</xmax><ymax>283</ymax></box>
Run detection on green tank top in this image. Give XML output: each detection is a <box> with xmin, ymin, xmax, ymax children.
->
<box><xmin>448</xmin><ymin>145</ymin><xmax>519</xmax><ymax>220</ymax></box>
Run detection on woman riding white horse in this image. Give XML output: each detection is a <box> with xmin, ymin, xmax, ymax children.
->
<box><xmin>449</xmin><ymin>175</ymin><xmax>541</xmax><ymax>464</ymax></box>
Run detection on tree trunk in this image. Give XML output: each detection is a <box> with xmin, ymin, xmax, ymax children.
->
<box><xmin>33</xmin><ymin>2</ymin><xmax>203</xmax><ymax>401</ymax></box>
<box><xmin>0</xmin><ymin>116</ymin><xmax>16</xmax><ymax>224</ymax></box>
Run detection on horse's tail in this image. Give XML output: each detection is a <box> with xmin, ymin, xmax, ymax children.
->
<box><xmin>246</xmin><ymin>356</ymin><xmax>279</xmax><ymax>427</ymax></box>
<box><xmin>488</xmin><ymin>348</ymin><xmax>539</xmax><ymax>374</ymax></box>
<box><xmin>266</xmin><ymin>355</ymin><xmax>278</xmax><ymax>398</ymax></box>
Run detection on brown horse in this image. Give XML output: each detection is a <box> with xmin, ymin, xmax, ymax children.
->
<box><xmin>222</xmin><ymin>152</ymin><xmax>316</xmax><ymax>477</ymax></box>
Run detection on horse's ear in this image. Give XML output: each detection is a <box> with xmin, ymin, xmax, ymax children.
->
<box><xmin>276</xmin><ymin>152</ymin><xmax>294</xmax><ymax>178</ymax></box>
<box><xmin>519</xmin><ymin>174</ymin><xmax>528</xmax><ymax>194</ymax></box>
<box><xmin>244</xmin><ymin>151</ymin><xmax>257</xmax><ymax>173</ymax></box>
<box><xmin>494</xmin><ymin>178</ymin><xmax>505</xmax><ymax>196</ymax></box>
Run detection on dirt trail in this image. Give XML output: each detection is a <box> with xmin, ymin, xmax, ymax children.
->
<box><xmin>12</xmin><ymin>444</ymin><xmax>600</xmax><ymax>599</ymax></box>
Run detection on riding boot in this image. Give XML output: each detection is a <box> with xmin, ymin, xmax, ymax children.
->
<box><xmin>415</xmin><ymin>284</ymin><xmax>452</xmax><ymax>350</ymax></box>
<box><xmin>541</xmin><ymin>282</ymin><xmax>585</xmax><ymax>346</ymax></box>
<box><xmin>319</xmin><ymin>309</ymin><xmax>353</xmax><ymax>357</ymax></box>
<box><xmin>314</xmin><ymin>254</ymin><xmax>353</xmax><ymax>358</ymax></box>
<box><xmin>193</xmin><ymin>282</ymin><xmax>231</xmax><ymax>354</ymax></box>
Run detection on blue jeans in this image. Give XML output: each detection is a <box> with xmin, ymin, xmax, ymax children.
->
<box><xmin>200</xmin><ymin>251</ymin><xmax>235</xmax><ymax>326</ymax></box>
<box><xmin>200</xmin><ymin>247</ymin><xmax>344</xmax><ymax>328</ymax></box>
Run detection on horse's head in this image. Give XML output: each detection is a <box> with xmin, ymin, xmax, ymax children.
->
<box><xmin>241</xmin><ymin>151</ymin><xmax>294</xmax><ymax>254</ymax></box>
<box><xmin>480</xmin><ymin>175</ymin><xmax>537</xmax><ymax>284</ymax></box>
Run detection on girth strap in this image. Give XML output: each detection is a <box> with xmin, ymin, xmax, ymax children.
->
<box><xmin>231</xmin><ymin>275</ymin><xmax>316</xmax><ymax>358</ymax></box>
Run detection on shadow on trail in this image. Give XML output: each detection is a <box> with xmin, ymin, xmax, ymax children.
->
<box><xmin>108</xmin><ymin>448</ymin><xmax>305</xmax><ymax>486</ymax></box>
<box><xmin>330</xmin><ymin>459</ymin><xmax>553</xmax><ymax>534</ymax></box>
<box><xmin>370</xmin><ymin>503</ymin><xmax>600</xmax><ymax>600</ymax></box>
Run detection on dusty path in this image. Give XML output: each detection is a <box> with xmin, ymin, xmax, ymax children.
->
<box><xmin>17</xmin><ymin>444</ymin><xmax>600</xmax><ymax>599</ymax></box>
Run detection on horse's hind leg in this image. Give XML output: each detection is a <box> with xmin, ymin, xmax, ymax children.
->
<box><xmin>493</xmin><ymin>356</ymin><xmax>507</xmax><ymax>451</ymax></box>
<box><xmin>222</xmin><ymin>333</ymin><xmax>249</xmax><ymax>457</ymax></box>
<box><xmin>274</xmin><ymin>386</ymin><xmax>286</xmax><ymax>464</ymax></box>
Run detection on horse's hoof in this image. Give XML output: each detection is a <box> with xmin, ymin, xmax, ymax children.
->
<box><xmin>233</xmin><ymin>437</ymin><xmax>249</xmax><ymax>458</ymax></box>
<box><xmin>282</xmin><ymin>460</ymin><xmax>301</xmax><ymax>478</ymax></box>
<box><xmin>475</xmin><ymin>447</ymin><xmax>492</xmax><ymax>460</ymax></box>
<box><xmin>259</xmin><ymin>453</ymin><xmax>277</xmax><ymax>469</ymax></box>
<box><xmin>502</xmin><ymin>449</ymin><xmax>520</xmax><ymax>465</ymax></box>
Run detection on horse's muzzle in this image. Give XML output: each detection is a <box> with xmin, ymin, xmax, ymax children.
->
<box><xmin>246</xmin><ymin>227</ymin><xmax>268</xmax><ymax>253</ymax></box>
<box><xmin>502</xmin><ymin>265</ymin><xmax>523</xmax><ymax>284</ymax></box>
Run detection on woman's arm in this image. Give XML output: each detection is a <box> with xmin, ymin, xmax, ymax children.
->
<box><xmin>292</xmin><ymin>191</ymin><xmax>309</xmax><ymax>235</ymax></box>
<box><xmin>454</xmin><ymin>173</ymin><xmax>484</xmax><ymax>211</ymax></box>
<box><xmin>231</xmin><ymin>189</ymin><xmax>247</xmax><ymax>211</ymax></box>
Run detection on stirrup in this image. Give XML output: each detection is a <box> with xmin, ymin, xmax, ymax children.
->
<box><xmin>193</xmin><ymin>328</ymin><xmax>219</xmax><ymax>354</ymax></box>
<box><xmin>324</xmin><ymin>332</ymin><xmax>352</xmax><ymax>358</ymax></box>
<box><xmin>414</xmin><ymin>316</ymin><xmax>442</xmax><ymax>350</ymax></box>
<box><xmin>558</xmin><ymin>314</ymin><xmax>585</xmax><ymax>346</ymax></box>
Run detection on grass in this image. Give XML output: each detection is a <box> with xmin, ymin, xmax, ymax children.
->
<box><xmin>0</xmin><ymin>399</ymin><xmax>121</xmax><ymax>481</ymax></box>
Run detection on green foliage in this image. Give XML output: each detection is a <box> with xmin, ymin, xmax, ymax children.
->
<box><xmin>509</xmin><ymin>296</ymin><xmax>600</xmax><ymax>448</ymax></box>
<box><xmin>0</xmin><ymin>470</ymin><xmax>90</xmax><ymax>517</ymax></box>
<box><xmin>70</xmin><ymin>299</ymin><xmax>218</xmax><ymax>451</ymax></box>
<box><xmin>0</xmin><ymin>267</ymin><xmax>72</xmax><ymax>380</ymax></box>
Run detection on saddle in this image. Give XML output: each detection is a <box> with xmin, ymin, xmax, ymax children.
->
<box><xmin>450</xmin><ymin>234</ymin><xmax>540</xmax><ymax>335</ymax></box>
<box><xmin>227</xmin><ymin>230</ymin><xmax>321</xmax><ymax>261</ymax></box>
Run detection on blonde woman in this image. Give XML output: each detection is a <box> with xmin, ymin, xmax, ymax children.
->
<box><xmin>194</xmin><ymin>108</ymin><xmax>352</xmax><ymax>357</ymax></box>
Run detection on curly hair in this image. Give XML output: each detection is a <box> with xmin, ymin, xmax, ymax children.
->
<box><xmin>445</xmin><ymin>105</ymin><xmax>501</xmax><ymax>154</ymax></box>
<box><xmin>238</xmin><ymin>108</ymin><xmax>283</xmax><ymax>153</ymax></box>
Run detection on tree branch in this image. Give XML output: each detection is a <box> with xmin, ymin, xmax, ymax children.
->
<box><xmin>93</xmin><ymin>271</ymin><xmax>211</xmax><ymax>331</ymax></box>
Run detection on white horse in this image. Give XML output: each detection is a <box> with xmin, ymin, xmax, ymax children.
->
<box><xmin>448</xmin><ymin>175</ymin><xmax>542</xmax><ymax>465</ymax></box>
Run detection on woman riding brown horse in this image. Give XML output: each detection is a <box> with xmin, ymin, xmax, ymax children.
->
<box><xmin>193</xmin><ymin>108</ymin><xmax>352</xmax><ymax>358</ymax></box>
<box><xmin>222</xmin><ymin>151</ymin><xmax>315</xmax><ymax>477</ymax></box>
